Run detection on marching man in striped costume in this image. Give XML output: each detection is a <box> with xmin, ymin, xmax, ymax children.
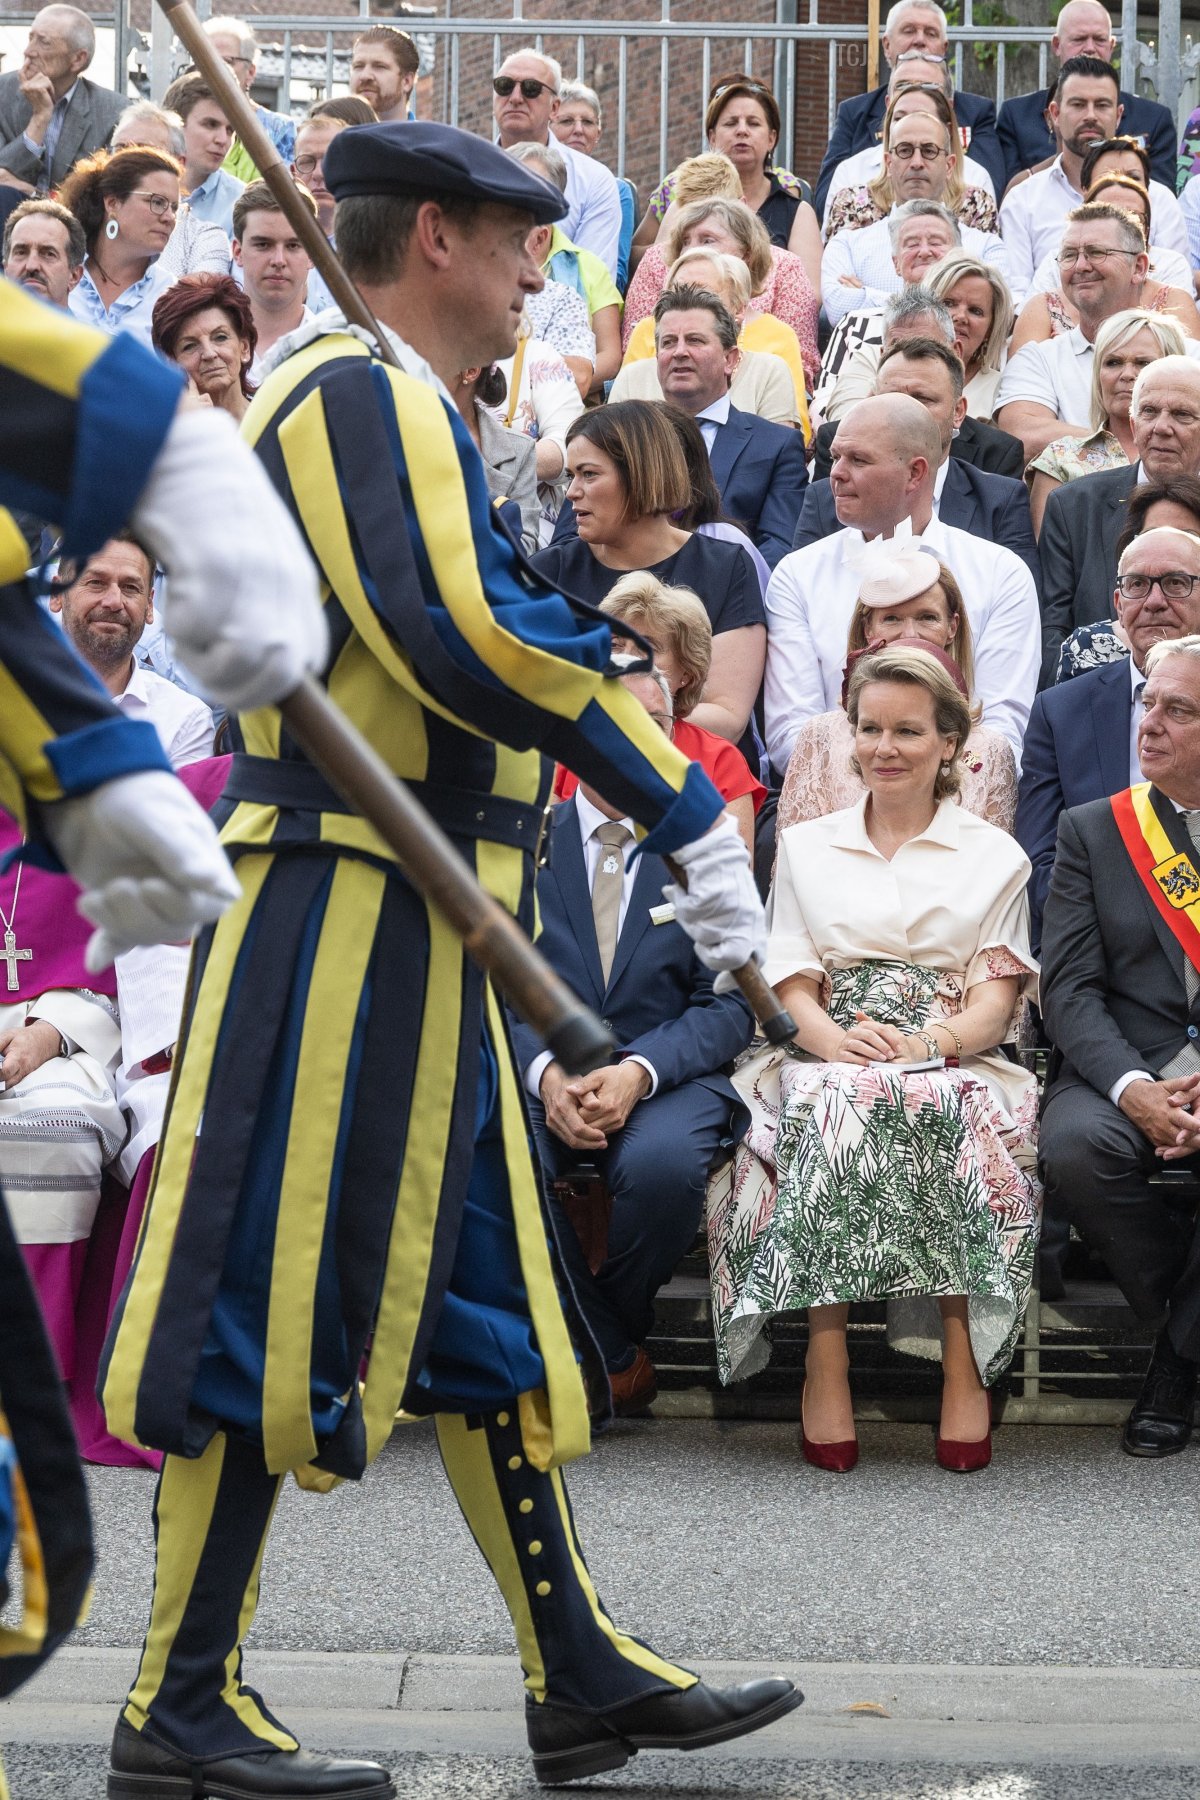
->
<box><xmin>102</xmin><ymin>125</ymin><xmax>800</xmax><ymax>1798</ymax></box>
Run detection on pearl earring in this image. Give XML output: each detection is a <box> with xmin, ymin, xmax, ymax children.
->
<box><xmin>105</xmin><ymin>217</ymin><xmax>119</xmax><ymax>240</ymax></box>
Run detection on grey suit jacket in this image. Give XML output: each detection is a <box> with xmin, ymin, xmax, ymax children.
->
<box><xmin>475</xmin><ymin>403</ymin><xmax>540</xmax><ymax>557</ymax></box>
<box><xmin>0</xmin><ymin>72</ymin><xmax>126</xmax><ymax>187</ymax></box>
<box><xmin>1041</xmin><ymin>785</ymin><xmax>1200</xmax><ymax>1102</ymax></box>
<box><xmin>1036</xmin><ymin>461</ymin><xmax>1138</xmax><ymax>687</ymax></box>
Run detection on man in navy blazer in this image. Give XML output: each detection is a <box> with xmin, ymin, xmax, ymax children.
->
<box><xmin>1017</xmin><ymin>526</ymin><xmax>1200</xmax><ymax>948</ymax></box>
<box><xmin>795</xmin><ymin>338</ymin><xmax>1040</xmax><ymax>588</ymax></box>
<box><xmin>655</xmin><ymin>285</ymin><xmax>807</xmax><ymax>568</ymax></box>
<box><xmin>509</xmin><ymin>677</ymin><xmax>754</xmax><ymax>1412</ymax></box>
<box><xmin>813</xmin><ymin>5</ymin><xmax>1004</xmax><ymax>214</ymax></box>
<box><xmin>995</xmin><ymin>3</ymin><xmax>1176</xmax><ymax>187</ymax></box>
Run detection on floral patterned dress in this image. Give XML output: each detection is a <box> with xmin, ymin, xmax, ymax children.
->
<box><xmin>823</xmin><ymin>183</ymin><xmax>997</xmax><ymax>238</ymax></box>
<box><xmin>708</xmin><ymin>796</ymin><xmax>1040</xmax><ymax>1388</ymax></box>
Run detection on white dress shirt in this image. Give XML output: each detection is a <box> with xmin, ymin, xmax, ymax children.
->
<box><xmin>821</xmin><ymin>144</ymin><xmax>996</xmax><ymax>228</ymax></box>
<box><xmin>522</xmin><ymin>790</ymin><xmax>661</xmax><ymax>1101</ymax></box>
<box><xmin>999</xmin><ymin>157</ymin><xmax>1188</xmax><ymax>294</ymax></box>
<box><xmin>1128</xmin><ymin>653</ymin><xmax>1147</xmax><ymax>786</ymax></box>
<box><xmin>1182</xmin><ymin>172</ymin><xmax>1200</xmax><ymax>272</ymax></box>
<box><xmin>557</xmin><ymin>137</ymin><xmax>622</xmax><ymax>280</ymax></box>
<box><xmin>114</xmin><ymin>662</ymin><xmax>215</xmax><ymax>768</ymax></box>
<box><xmin>822</xmin><ymin>212</ymin><xmax>1013</xmax><ymax>325</ymax></box>
<box><xmin>694</xmin><ymin>391</ymin><xmax>732</xmax><ymax>451</ymax></box>
<box><xmin>762</xmin><ymin>512</ymin><xmax>1040</xmax><ymax>776</ymax></box>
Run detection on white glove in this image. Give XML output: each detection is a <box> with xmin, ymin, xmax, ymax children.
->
<box><xmin>132</xmin><ymin>404</ymin><xmax>328</xmax><ymax>712</ymax></box>
<box><xmin>45</xmin><ymin>772</ymin><xmax>241</xmax><ymax>971</ymax></box>
<box><xmin>662</xmin><ymin>813</ymin><xmax>768</xmax><ymax>979</ymax></box>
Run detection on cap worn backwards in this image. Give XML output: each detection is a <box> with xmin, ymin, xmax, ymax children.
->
<box><xmin>323</xmin><ymin>121</ymin><xmax>568</xmax><ymax>223</ymax></box>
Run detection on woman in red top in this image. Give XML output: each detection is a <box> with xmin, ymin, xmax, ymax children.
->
<box><xmin>555</xmin><ymin>571</ymin><xmax>765</xmax><ymax>851</ymax></box>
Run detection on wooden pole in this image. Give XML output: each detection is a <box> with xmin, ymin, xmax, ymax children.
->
<box><xmin>156</xmin><ymin>0</ymin><xmax>797</xmax><ymax>1050</ymax></box>
<box><xmin>867</xmin><ymin>0</ymin><xmax>882</xmax><ymax>92</ymax></box>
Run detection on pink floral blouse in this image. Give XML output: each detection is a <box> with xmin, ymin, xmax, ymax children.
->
<box><xmin>622</xmin><ymin>243</ymin><xmax>819</xmax><ymax>386</ymax></box>
<box><xmin>824</xmin><ymin>184</ymin><xmax>998</xmax><ymax>238</ymax></box>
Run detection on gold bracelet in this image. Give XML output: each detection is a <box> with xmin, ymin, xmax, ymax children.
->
<box><xmin>934</xmin><ymin>1021</ymin><xmax>964</xmax><ymax>1059</ymax></box>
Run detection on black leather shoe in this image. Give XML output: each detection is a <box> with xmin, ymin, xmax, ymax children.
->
<box><xmin>107</xmin><ymin>1718</ymin><xmax>396</xmax><ymax>1798</ymax></box>
<box><xmin>1122</xmin><ymin>1334</ymin><xmax>1198</xmax><ymax>1459</ymax></box>
<box><xmin>526</xmin><ymin>1675</ymin><xmax>802</xmax><ymax>1783</ymax></box>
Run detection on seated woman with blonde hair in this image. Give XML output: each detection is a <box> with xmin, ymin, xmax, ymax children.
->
<box><xmin>611</xmin><ymin>246</ymin><xmax>807</xmax><ymax>433</ymax></box>
<box><xmin>776</xmin><ymin>545</ymin><xmax>1017</xmax><ymax>836</ymax></box>
<box><xmin>554</xmin><ymin>571</ymin><xmax>766</xmax><ymax>853</ymax></box>
<box><xmin>708</xmin><ymin>642</ymin><xmax>1040</xmax><ymax>1474</ymax></box>
<box><xmin>623</xmin><ymin>196</ymin><xmax>819</xmax><ymax>388</ymax></box>
<box><xmin>1026</xmin><ymin>308</ymin><xmax>1186</xmax><ymax>536</ymax></box>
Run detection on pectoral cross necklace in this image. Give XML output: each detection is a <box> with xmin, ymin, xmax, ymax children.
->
<box><xmin>0</xmin><ymin>860</ymin><xmax>31</xmax><ymax>992</ymax></box>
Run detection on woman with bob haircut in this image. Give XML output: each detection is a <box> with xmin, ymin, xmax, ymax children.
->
<box><xmin>709</xmin><ymin>640</ymin><xmax>1040</xmax><ymax>1474</ymax></box>
<box><xmin>554</xmin><ymin>571</ymin><xmax>767</xmax><ymax>851</ymax></box>
<box><xmin>151</xmin><ymin>272</ymin><xmax>257</xmax><ymax>422</ymax></box>
<box><xmin>622</xmin><ymin>197</ymin><xmax>818</xmax><ymax>385</ymax></box>
<box><xmin>777</xmin><ymin>546</ymin><xmax>1017</xmax><ymax>833</ymax></box>
<box><xmin>531</xmin><ymin>401</ymin><xmax>766</xmax><ymax>748</ymax></box>
<box><xmin>61</xmin><ymin>145</ymin><xmax>182</xmax><ymax>347</ymax></box>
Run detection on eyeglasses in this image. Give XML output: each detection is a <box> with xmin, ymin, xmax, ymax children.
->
<box><xmin>893</xmin><ymin>49</ymin><xmax>947</xmax><ymax>62</ymax></box>
<box><xmin>1057</xmin><ymin>243</ymin><xmax>1138</xmax><ymax>267</ymax></box>
<box><xmin>493</xmin><ymin>75</ymin><xmax>555</xmax><ymax>100</ymax></box>
<box><xmin>293</xmin><ymin>155</ymin><xmax>322</xmax><ymax>178</ymax></box>
<box><xmin>130</xmin><ymin>190</ymin><xmax>179</xmax><ymax>217</ymax></box>
<box><xmin>221</xmin><ymin>54</ymin><xmax>252</xmax><ymax>67</ymax></box>
<box><xmin>1117</xmin><ymin>572</ymin><xmax>1200</xmax><ymax>600</ymax></box>
<box><xmin>889</xmin><ymin>140</ymin><xmax>949</xmax><ymax>160</ymax></box>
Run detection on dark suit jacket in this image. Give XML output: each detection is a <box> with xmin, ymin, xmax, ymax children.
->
<box><xmin>995</xmin><ymin>86</ymin><xmax>1177</xmax><ymax>190</ymax></box>
<box><xmin>707</xmin><ymin>405</ymin><xmax>808</xmax><ymax>569</ymax></box>
<box><xmin>815</xmin><ymin>84</ymin><xmax>1003</xmax><ymax>215</ymax></box>
<box><xmin>811</xmin><ymin>412</ymin><xmax>1025</xmax><ymax>483</ymax></box>
<box><xmin>1041</xmin><ymin>783</ymin><xmax>1200</xmax><ymax>1101</ymax></box>
<box><xmin>508</xmin><ymin>801</ymin><xmax>754</xmax><ymax>1107</ymax></box>
<box><xmin>792</xmin><ymin>455</ymin><xmax>1041</xmax><ymax>588</ymax></box>
<box><xmin>1015</xmin><ymin>655</ymin><xmax>1134</xmax><ymax>945</ymax></box>
<box><xmin>1038</xmin><ymin>461</ymin><xmax>1138</xmax><ymax>685</ymax></box>
<box><xmin>0</xmin><ymin>72</ymin><xmax>126</xmax><ymax>187</ymax></box>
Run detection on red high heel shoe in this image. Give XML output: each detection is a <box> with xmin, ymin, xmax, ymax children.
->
<box><xmin>935</xmin><ymin>1400</ymin><xmax>993</xmax><ymax>1472</ymax></box>
<box><xmin>800</xmin><ymin>1383</ymin><xmax>858</xmax><ymax>1472</ymax></box>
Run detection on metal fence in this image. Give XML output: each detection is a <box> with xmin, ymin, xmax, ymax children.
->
<box><xmin>4</xmin><ymin>0</ymin><xmax>1195</xmax><ymax>187</ymax></box>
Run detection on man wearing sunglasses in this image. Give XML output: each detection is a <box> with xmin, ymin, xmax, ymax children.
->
<box><xmin>813</xmin><ymin>0</ymin><xmax>1004</xmax><ymax>217</ymax></box>
<box><xmin>493</xmin><ymin>47</ymin><xmax>622</xmax><ymax>280</ymax></box>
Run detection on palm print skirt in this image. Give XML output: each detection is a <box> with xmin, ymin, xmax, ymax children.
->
<box><xmin>707</xmin><ymin>960</ymin><xmax>1041</xmax><ymax>1387</ymax></box>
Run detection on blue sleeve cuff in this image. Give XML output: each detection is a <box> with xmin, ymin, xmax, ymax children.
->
<box><xmin>64</xmin><ymin>337</ymin><xmax>184</xmax><ymax>566</ymax></box>
<box><xmin>45</xmin><ymin>716</ymin><xmax>172</xmax><ymax>797</ymax></box>
<box><xmin>637</xmin><ymin>760</ymin><xmax>724</xmax><ymax>859</ymax></box>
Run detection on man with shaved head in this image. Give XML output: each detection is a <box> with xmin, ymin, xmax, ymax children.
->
<box><xmin>996</xmin><ymin>2</ymin><xmax>1176</xmax><ymax>188</ymax></box>
<box><xmin>762</xmin><ymin>391</ymin><xmax>1039</xmax><ymax>777</ymax></box>
<box><xmin>0</xmin><ymin>4</ymin><xmax>126</xmax><ymax>191</ymax></box>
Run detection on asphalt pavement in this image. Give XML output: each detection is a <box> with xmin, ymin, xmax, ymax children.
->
<box><xmin>5</xmin><ymin>1419</ymin><xmax>1200</xmax><ymax>1797</ymax></box>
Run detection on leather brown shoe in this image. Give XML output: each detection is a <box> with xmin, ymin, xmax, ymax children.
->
<box><xmin>107</xmin><ymin>1718</ymin><xmax>396</xmax><ymax>1798</ymax></box>
<box><xmin>608</xmin><ymin>1346</ymin><xmax>657</xmax><ymax>1416</ymax></box>
<box><xmin>526</xmin><ymin>1675</ymin><xmax>802</xmax><ymax>1783</ymax></box>
<box><xmin>1122</xmin><ymin>1333</ymin><xmax>1197</xmax><ymax>1458</ymax></box>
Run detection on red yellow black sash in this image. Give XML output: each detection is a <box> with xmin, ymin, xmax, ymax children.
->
<box><xmin>1111</xmin><ymin>782</ymin><xmax>1200</xmax><ymax>972</ymax></box>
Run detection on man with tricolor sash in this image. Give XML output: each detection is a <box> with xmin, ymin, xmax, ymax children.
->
<box><xmin>1041</xmin><ymin>632</ymin><xmax>1200</xmax><ymax>1461</ymax></box>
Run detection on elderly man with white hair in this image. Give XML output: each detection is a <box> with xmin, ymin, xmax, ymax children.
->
<box><xmin>0</xmin><ymin>4</ymin><xmax>126</xmax><ymax>191</ymax></box>
<box><xmin>493</xmin><ymin>45</ymin><xmax>622</xmax><ymax>278</ymax></box>
<box><xmin>762</xmin><ymin>391</ymin><xmax>1039</xmax><ymax>776</ymax></box>
<box><xmin>1040</xmin><ymin>613</ymin><xmax>1200</xmax><ymax>1459</ymax></box>
<box><xmin>1039</xmin><ymin>356</ymin><xmax>1200</xmax><ymax>675</ymax></box>
<box><xmin>813</xmin><ymin>0</ymin><xmax>1005</xmax><ymax>215</ymax></box>
<box><xmin>823</xmin><ymin>196</ymin><xmax>1011</xmax><ymax>328</ymax></box>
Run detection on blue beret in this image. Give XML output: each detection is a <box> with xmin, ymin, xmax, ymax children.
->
<box><xmin>323</xmin><ymin>121</ymin><xmax>568</xmax><ymax>224</ymax></box>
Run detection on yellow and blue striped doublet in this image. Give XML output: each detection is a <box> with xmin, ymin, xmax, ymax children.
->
<box><xmin>102</xmin><ymin>332</ymin><xmax>725</xmax><ymax>1489</ymax></box>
